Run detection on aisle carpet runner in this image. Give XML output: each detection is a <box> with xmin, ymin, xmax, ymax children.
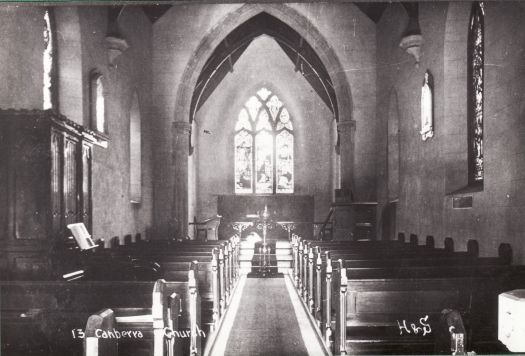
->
<box><xmin>223</xmin><ymin>277</ymin><xmax>309</xmax><ymax>355</ymax></box>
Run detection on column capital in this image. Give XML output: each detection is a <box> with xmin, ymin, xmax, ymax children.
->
<box><xmin>173</xmin><ymin>121</ymin><xmax>191</xmax><ymax>134</ymax></box>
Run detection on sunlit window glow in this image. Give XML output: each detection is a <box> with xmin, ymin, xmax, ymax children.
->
<box><xmin>43</xmin><ymin>9</ymin><xmax>53</xmax><ymax>110</ymax></box>
<box><xmin>234</xmin><ymin>88</ymin><xmax>294</xmax><ymax>194</ymax></box>
<box><xmin>95</xmin><ymin>77</ymin><xmax>105</xmax><ymax>133</ymax></box>
<box><xmin>130</xmin><ymin>92</ymin><xmax>141</xmax><ymax>202</ymax></box>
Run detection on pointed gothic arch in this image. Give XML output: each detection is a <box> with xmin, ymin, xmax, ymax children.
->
<box><xmin>168</xmin><ymin>4</ymin><xmax>354</xmax><ymax>238</ymax></box>
<box><xmin>174</xmin><ymin>4</ymin><xmax>353</xmax><ymax>125</ymax></box>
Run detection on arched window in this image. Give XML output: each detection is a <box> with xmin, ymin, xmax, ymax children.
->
<box><xmin>130</xmin><ymin>92</ymin><xmax>141</xmax><ymax>203</ymax></box>
<box><xmin>235</xmin><ymin>88</ymin><xmax>294</xmax><ymax>194</ymax></box>
<box><xmin>468</xmin><ymin>2</ymin><xmax>484</xmax><ymax>184</ymax></box>
<box><xmin>43</xmin><ymin>8</ymin><xmax>57</xmax><ymax>110</ymax></box>
<box><xmin>90</xmin><ymin>72</ymin><xmax>106</xmax><ymax>134</ymax></box>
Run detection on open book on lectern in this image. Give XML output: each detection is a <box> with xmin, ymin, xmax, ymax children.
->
<box><xmin>67</xmin><ymin>222</ymin><xmax>98</xmax><ymax>250</ymax></box>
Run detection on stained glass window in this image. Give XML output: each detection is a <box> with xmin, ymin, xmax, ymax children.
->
<box><xmin>468</xmin><ymin>2</ymin><xmax>484</xmax><ymax>183</ymax></box>
<box><xmin>43</xmin><ymin>9</ymin><xmax>55</xmax><ymax>110</ymax></box>
<box><xmin>235</xmin><ymin>131</ymin><xmax>253</xmax><ymax>194</ymax></box>
<box><xmin>255</xmin><ymin>131</ymin><xmax>274</xmax><ymax>194</ymax></box>
<box><xmin>234</xmin><ymin>88</ymin><xmax>294</xmax><ymax>194</ymax></box>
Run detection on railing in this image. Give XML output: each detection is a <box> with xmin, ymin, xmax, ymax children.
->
<box><xmin>316</xmin><ymin>207</ymin><xmax>334</xmax><ymax>241</ymax></box>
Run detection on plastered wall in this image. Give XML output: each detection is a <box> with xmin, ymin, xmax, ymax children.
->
<box><xmin>0</xmin><ymin>5</ymin><xmax>154</xmax><ymax>243</ymax></box>
<box><xmin>376</xmin><ymin>2</ymin><xmax>525</xmax><ymax>264</ymax></box>
<box><xmin>193</xmin><ymin>35</ymin><xmax>334</xmax><ymax>221</ymax></box>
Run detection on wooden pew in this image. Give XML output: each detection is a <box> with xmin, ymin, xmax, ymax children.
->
<box><xmin>291</xmin><ymin>236</ymin><xmax>518</xmax><ymax>354</ymax></box>
<box><xmin>293</xmin><ymin>239</ymin><xmax>475</xmax><ymax>307</ymax></box>
<box><xmin>90</xmin><ymin>238</ymin><xmax>239</xmax><ymax>338</ymax></box>
<box><xmin>107</xmin><ymin>240</ymin><xmax>240</xmax><ymax>336</ymax></box>
<box><xmin>1</xmin><ymin>276</ymin><xmax>202</xmax><ymax>356</ymax></box>
<box><xmin>83</xmin><ymin>280</ymin><xmax>183</xmax><ymax>356</ymax></box>
<box><xmin>301</xmin><ymin>241</ymin><xmax>509</xmax><ymax>314</ymax></box>
<box><xmin>291</xmin><ymin>236</ymin><xmax>477</xmax><ymax>281</ymax></box>
<box><xmin>294</xmin><ymin>237</ymin><xmax>509</xmax><ymax>299</ymax></box>
<box><xmin>329</xmin><ymin>265</ymin><xmax>498</xmax><ymax>355</ymax></box>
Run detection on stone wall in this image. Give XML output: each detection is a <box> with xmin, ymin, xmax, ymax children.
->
<box><xmin>376</xmin><ymin>2</ymin><xmax>525</xmax><ymax>264</ymax></box>
<box><xmin>193</xmin><ymin>36</ymin><xmax>334</xmax><ymax>221</ymax></box>
<box><xmin>152</xmin><ymin>3</ymin><xmax>377</xmax><ymax>235</ymax></box>
<box><xmin>0</xmin><ymin>5</ymin><xmax>154</xmax><ymax>244</ymax></box>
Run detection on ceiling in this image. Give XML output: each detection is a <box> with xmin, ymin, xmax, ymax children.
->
<box><xmin>139</xmin><ymin>3</ymin><xmax>395</xmax><ymax>122</ymax></box>
<box><xmin>354</xmin><ymin>3</ymin><xmax>389</xmax><ymax>23</ymax></box>
<box><xmin>190</xmin><ymin>12</ymin><xmax>339</xmax><ymax>122</ymax></box>
<box><xmin>140</xmin><ymin>2</ymin><xmax>389</xmax><ymax>24</ymax></box>
<box><xmin>140</xmin><ymin>4</ymin><xmax>172</xmax><ymax>23</ymax></box>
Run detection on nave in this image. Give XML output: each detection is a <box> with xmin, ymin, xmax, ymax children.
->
<box><xmin>3</xmin><ymin>1</ymin><xmax>525</xmax><ymax>355</ymax></box>
<box><xmin>3</xmin><ymin>229</ymin><xmax>525</xmax><ymax>356</ymax></box>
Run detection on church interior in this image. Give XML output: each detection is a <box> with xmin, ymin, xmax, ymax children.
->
<box><xmin>2</xmin><ymin>1</ymin><xmax>525</xmax><ymax>355</ymax></box>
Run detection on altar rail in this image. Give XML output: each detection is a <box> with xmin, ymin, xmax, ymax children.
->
<box><xmin>228</xmin><ymin>220</ymin><xmax>332</xmax><ymax>241</ymax></box>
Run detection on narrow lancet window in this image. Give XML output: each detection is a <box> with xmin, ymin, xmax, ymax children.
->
<box><xmin>43</xmin><ymin>9</ymin><xmax>55</xmax><ymax>110</ymax></box>
<box><xmin>468</xmin><ymin>2</ymin><xmax>484</xmax><ymax>184</ymax></box>
<box><xmin>130</xmin><ymin>93</ymin><xmax>141</xmax><ymax>203</ymax></box>
<box><xmin>90</xmin><ymin>72</ymin><xmax>106</xmax><ymax>134</ymax></box>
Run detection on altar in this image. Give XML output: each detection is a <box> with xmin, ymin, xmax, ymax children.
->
<box><xmin>217</xmin><ymin>195</ymin><xmax>314</xmax><ymax>240</ymax></box>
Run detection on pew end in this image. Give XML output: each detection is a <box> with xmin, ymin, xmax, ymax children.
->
<box><xmin>434</xmin><ymin>309</ymin><xmax>467</xmax><ymax>355</ymax></box>
<box><xmin>124</xmin><ymin>234</ymin><xmax>133</xmax><ymax>245</ymax></box>
<box><xmin>467</xmin><ymin>239</ymin><xmax>479</xmax><ymax>257</ymax></box>
<box><xmin>499</xmin><ymin>243</ymin><xmax>512</xmax><ymax>264</ymax></box>
<box><xmin>426</xmin><ymin>235</ymin><xmax>435</xmax><ymax>249</ymax></box>
<box><xmin>444</xmin><ymin>237</ymin><xmax>454</xmax><ymax>252</ymax></box>
<box><xmin>168</xmin><ymin>292</ymin><xmax>184</xmax><ymax>356</ymax></box>
<box><xmin>84</xmin><ymin>309</ymin><xmax>118</xmax><ymax>356</ymax></box>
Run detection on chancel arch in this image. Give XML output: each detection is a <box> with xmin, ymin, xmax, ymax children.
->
<box><xmin>166</xmin><ymin>5</ymin><xmax>354</xmax><ymax>239</ymax></box>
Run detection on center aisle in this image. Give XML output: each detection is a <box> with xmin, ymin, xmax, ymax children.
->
<box><xmin>215</xmin><ymin>274</ymin><xmax>325</xmax><ymax>356</ymax></box>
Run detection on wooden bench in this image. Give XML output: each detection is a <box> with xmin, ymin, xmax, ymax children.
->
<box><xmin>0</xmin><ymin>276</ymin><xmax>202</xmax><ymax>356</ymax></box>
<box><xmin>333</xmin><ymin>273</ymin><xmax>476</xmax><ymax>354</ymax></box>
<box><xmin>83</xmin><ymin>280</ymin><xmax>183</xmax><ymax>356</ymax></box>
<box><xmin>291</xmin><ymin>236</ymin><xmax>518</xmax><ymax>354</ymax></box>
<box><xmin>328</xmin><ymin>265</ymin><xmax>522</xmax><ymax>355</ymax></box>
<box><xmin>293</xmin><ymin>239</ymin><xmax>481</xmax><ymax>310</ymax></box>
<box><xmin>109</xmin><ymin>241</ymin><xmax>239</xmax><ymax>334</ymax></box>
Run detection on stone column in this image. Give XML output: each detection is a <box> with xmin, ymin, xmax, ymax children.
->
<box><xmin>338</xmin><ymin>120</ymin><xmax>356</xmax><ymax>197</ymax></box>
<box><xmin>173</xmin><ymin>121</ymin><xmax>191</xmax><ymax>239</ymax></box>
